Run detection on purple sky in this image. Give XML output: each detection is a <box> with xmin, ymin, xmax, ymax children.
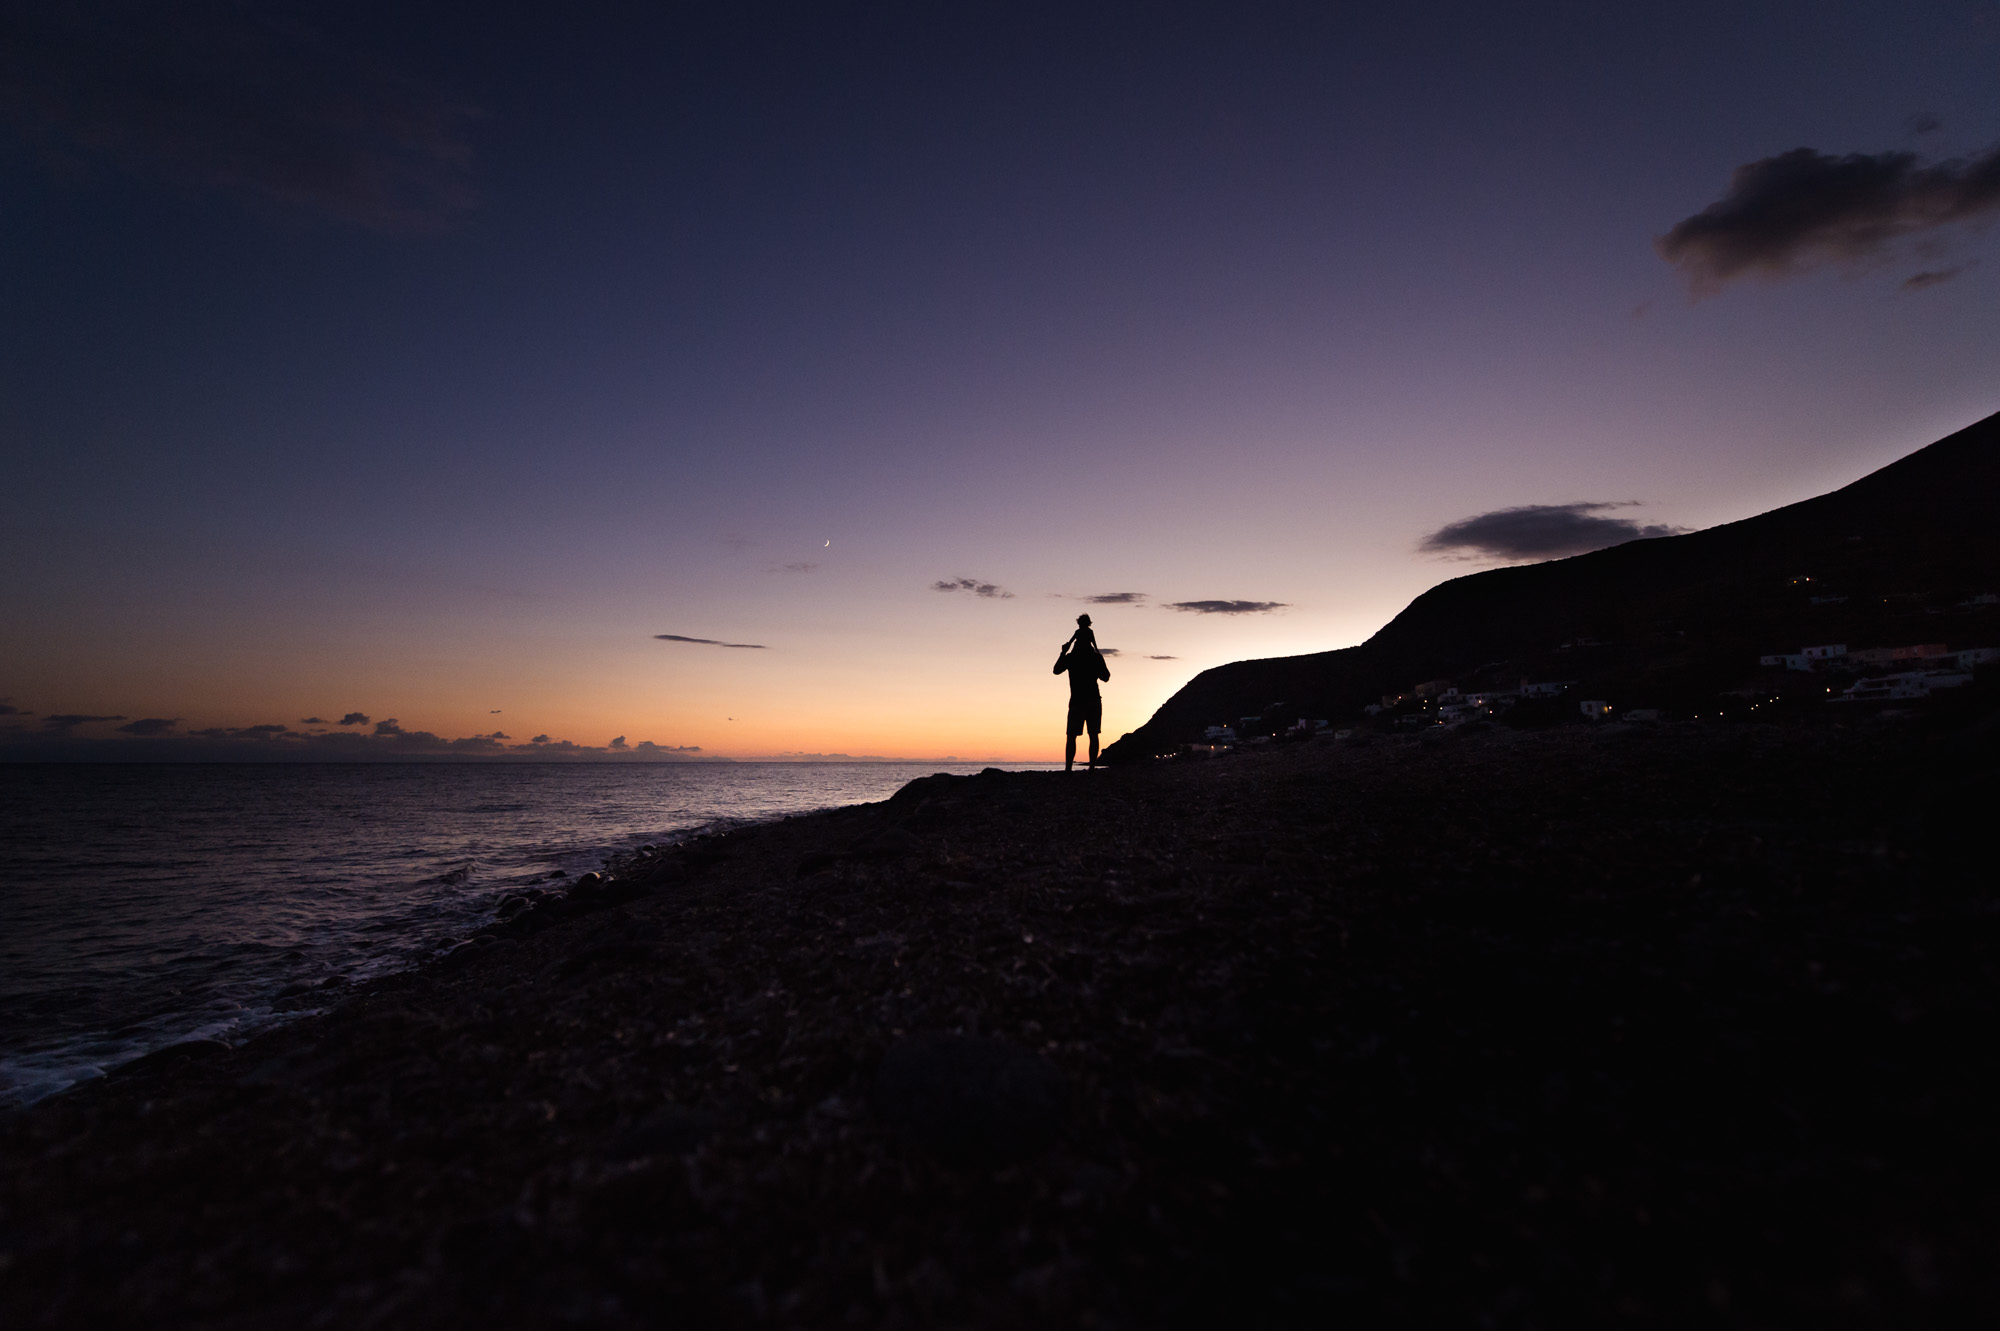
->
<box><xmin>3</xmin><ymin>1</ymin><xmax>1997</xmax><ymax>759</ymax></box>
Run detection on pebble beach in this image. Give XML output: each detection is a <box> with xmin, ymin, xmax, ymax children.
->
<box><xmin>4</xmin><ymin>720</ymin><xmax>1996</xmax><ymax>1327</ymax></box>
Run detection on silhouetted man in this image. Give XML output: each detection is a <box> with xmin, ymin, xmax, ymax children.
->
<box><xmin>1053</xmin><ymin>613</ymin><xmax>1111</xmax><ymax>771</ymax></box>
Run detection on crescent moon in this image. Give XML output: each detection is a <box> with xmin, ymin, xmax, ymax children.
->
<box><xmin>824</xmin><ymin>539</ymin><xmax>831</xmax><ymax>547</ymax></box>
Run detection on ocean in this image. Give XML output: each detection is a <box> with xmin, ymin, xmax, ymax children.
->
<box><xmin>0</xmin><ymin>761</ymin><xmax>1057</xmax><ymax>1107</ymax></box>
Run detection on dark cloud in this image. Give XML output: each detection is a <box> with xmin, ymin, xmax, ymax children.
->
<box><xmin>41</xmin><ymin>713</ymin><xmax>126</xmax><ymax>731</ymax></box>
<box><xmin>1906</xmin><ymin>112</ymin><xmax>1943</xmax><ymax>136</ymax></box>
<box><xmin>1419</xmin><ymin>502</ymin><xmax>1685</xmax><ymax>561</ymax></box>
<box><xmin>338</xmin><ymin>712</ymin><xmax>370</xmax><ymax>726</ymax></box>
<box><xmin>1166</xmin><ymin>600</ymin><xmax>1288</xmax><ymax>615</ymax></box>
<box><xmin>299</xmin><ymin>716</ymin><xmax>329</xmax><ymax>725</ymax></box>
<box><xmin>777</xmin><ymin>562</ymin><xmax>820</xmax><ymax>574</ymax></box>
<box><xmin>0</xmin><ymin>716</ymin><xmax>719</xmax><ymax>762</ymax></box>
<box><xmin>530</xmin><ymin>734</ymin><xmax>551</xmax><ymax>744</ymax></box>
<box><xmin>0</xmin><ymin>700</ymin><xmax>29</xmax><ymax>717</ymax></box>
<box><xmin>655</xmin><ymin>633</ymin><xmax>769</xmax><ymax>649</ymax></box>
<box><xmin>1902</xmin><ymin>261</ymin><xmax>1975</xmax><ymax>290</ymax></box>
<box><xmin>932</xmin><ymin>577</ymin><xmax>1014</xmax><ymax>599</ymax></box>
<box><xmin>1147</xmin><ymin>655</ymin><xmax>1179</xmax><ymax>660</ymax></box>
<box><xmin>186</xmin><ymin>723</ymin><xmax>289</xmax><ymax>740</ymax></box>
<box><xmin>1096</xmin><ymin>647</ymin><xmax>1121</xmax><ymax>656</ymax></box>
<box><xmin>1081</xmin><ymin>592</ymin><xmax>1146</xmax><ymax>604</ymax></box>
<box><xmin>1657</xmin><ymin>144</ymin><xmax>2000</xmax><ymax>292</ymax></box>
<box><xmin>0</xmin><ymin>1</ymin><xmax>478</xmax><ymax>230</ymax></box>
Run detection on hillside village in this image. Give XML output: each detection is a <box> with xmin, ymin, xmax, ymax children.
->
<box><xmin>1182</xmin><ymin>618</ymin><xmax>1999</xmax><ymax>753</ymax></box>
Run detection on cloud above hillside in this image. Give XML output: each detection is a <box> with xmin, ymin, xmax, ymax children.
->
<box><xmin>1166</xmin><ymin>600</ymin><xmax>1288</xmax><ymax>615</ymax></box>
<box><xmin>933</xmin><ymin>577</ymin><xmax>1013</xmax><ymax>599</ymax></box>
<box><xmin>1420</xmin><ymin>502</ymin><xmax>1683</xmax><ymax>561</ymax></box>
<box><xmin>1658</xmin><ymin>144</ymin><xmax>2000</xmax><ymax>292</ymax></box>
<box><xmin>1902</xmin><ymin>261</ymin><xmax>1977</xmax><ymax>290</ymax></box>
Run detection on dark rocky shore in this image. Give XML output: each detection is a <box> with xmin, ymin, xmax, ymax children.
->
<box><xmin>5</xmin><ymin>719</ymin><xmax>1998</xmax><ymax>1328</ymax></box>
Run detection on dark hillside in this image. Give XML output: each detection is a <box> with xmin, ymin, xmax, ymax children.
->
<box><xmin>1105</xmin><ymin>409</ymin><xmax>2000</xmax><ymax>759</ymax></box>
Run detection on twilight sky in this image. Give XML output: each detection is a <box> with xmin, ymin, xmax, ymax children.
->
<box><xmin>3</xmin><ymin>1</ymin><xmax>1997</xmax><ymax>760</ymax></box>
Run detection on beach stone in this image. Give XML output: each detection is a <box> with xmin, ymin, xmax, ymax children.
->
<box><xmin>889</xmin><ymin>775</ymin><xmax>947</xmax><ymax>804</ymax></box>
<box><xmin>553</xmin><ymin>942</ymin><xmax>661</xmax><ymax>980</ymax></box>
<box><xmin>795</xmin><ymin>848</ymin><xmax>846</xmax><ymax>877</ymax></box>
<box><xmin>610</xmin><ymin>1106</ymin><xmax>719</xmax><ymax>1160</ymax></box>
<box><xmin>853</xmin><ymin>826</ymin><xmax>919</xmax><ymax>860</ymax></box>
<box><xmin>874</xmin><ymin>1036</ymin><xmax>1065</xmax><ymax>1165</ymax></box>
<box><xmin>906</xmin><ymin>801</ymin><xmax>959</xmax><ymax>831</ymax></box>
<box><xmin>496</xmin><ymin>895</ymin><xmax>530</xmax><ymax>919</ymax></box>
<box><xmin>113</xmin><ymin>1038</ymin><xmax>234</xmax><ymax>1079</ymax></box>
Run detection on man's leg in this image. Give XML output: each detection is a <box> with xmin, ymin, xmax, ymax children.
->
<box><xmin>1064</xmin><ymin>733</ymin><xmax>1077</xmax><ymax>771</ymax></box>
<box><xmin>1087</xmin><ymin>725</ymin><xmax>1100</xmax><ymax>767</ymax></box>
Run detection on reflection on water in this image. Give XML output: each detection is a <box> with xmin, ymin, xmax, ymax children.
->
<box><xmin>0</xmin><ymin>761</ymin><xmax>1055</xmax><ymax>1105</ymax></box>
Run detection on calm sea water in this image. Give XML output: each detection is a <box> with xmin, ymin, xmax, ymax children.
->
<box><xmin>0</xmin><ymin>761</ymin><xmax>1056</xmax><ymax>1107</ymax></box>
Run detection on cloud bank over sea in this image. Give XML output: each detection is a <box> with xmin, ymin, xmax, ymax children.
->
<box><xmin>0</xmin><ymin>722</ymin><xmax>721</xmax><ymax>763</ymax></box>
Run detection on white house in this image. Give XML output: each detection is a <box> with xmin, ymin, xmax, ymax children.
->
<box><xmin>1833</xmin><ymin>671</ymin><xmax>1973</xmax><ymax>703</ymax></box>
<box><xmin>1467</xmin><ymin>691</ymin><xmax>1518</xmax><ymax>708</ymax></box>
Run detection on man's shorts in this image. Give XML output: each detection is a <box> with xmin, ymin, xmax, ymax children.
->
<box><xmin>1066</xmin><ymin>695</ymin><xmax>1102</xmax><ymax>737</ymax></box>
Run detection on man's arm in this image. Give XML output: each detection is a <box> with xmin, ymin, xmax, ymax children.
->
<box><xmin>1095</xmin><ymin>651</ymin><xmax>1110</xmax><ymax>682</ymax></box>
<box><xmin>1053</xmin><ymin>646</ymin><xmax>1071</xmax><ymax>675</ymax></box>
